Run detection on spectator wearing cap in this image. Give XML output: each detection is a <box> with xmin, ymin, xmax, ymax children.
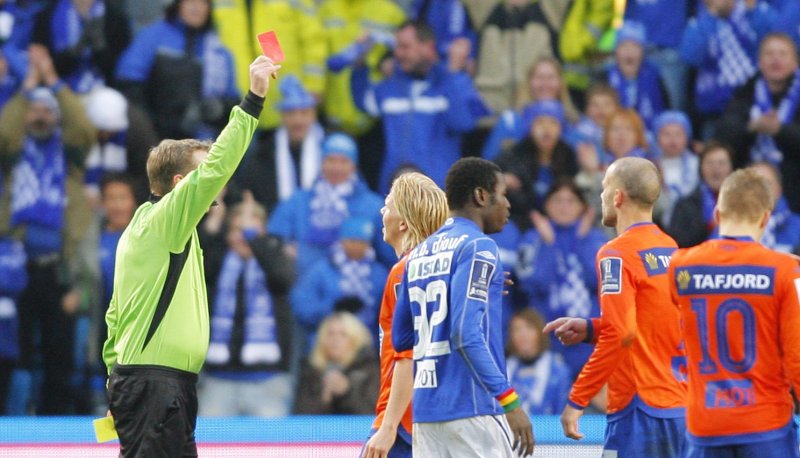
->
<box><xmin>602</xmin><ymin>21</ymin><xmax>668</xmax><ymax>130</ymax></box>
<box><xmin>680</xmin><ymin>0</ymin><xmax>775</xmax><ymax>138</ymax></box>
<box><xmin>482</xmin><ymin>56</ymin><xmax>580</xmax><ymax>161</ymax></box>
<box><xmin>351</xmin><ymin>20</ymin><xmax>489</xmax><ymax>193</ymax></box>
<box><xmin>653</xmin><ymin>110</ymin><xmax>698</xmax><ymax>227</ymax></box>
<box><xmin>236</xmin><ymin>76</ymin><xmax>324</xmax><ymax>213</ymax></box>
<box><xmin>716</xmin><ymin>32</ymin><xmax>800</xmax><ymax>213</ymax></box>
<box><xmin>495</xmin><ymin>100</ymin><xmax>578</xmax><ymax>229</ymax></box>
<box><xmin>623</xmin><ymin>0</ymin><xmax>693</xmax><ymax>111</ymax></box>
<box><xmin>290</xmin><ymin>216</ymin><xmax>389</xmax><ymax>349</ymax></box>
<box><xmin>83</xmin><ymin>86</ymin><xmax>129</xmax><ymax>206</ymax></box>
<box><xmin>268</xmin><ymin>133</ymin><xmax>392</xmax><ymax>276</ymax></box>
<box><xmin>0</xmin><ymin>45</ymin><xmax>95</xmax><ymax>414</ymax></box>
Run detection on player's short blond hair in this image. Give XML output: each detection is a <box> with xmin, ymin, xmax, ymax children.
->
<box><xmin>391</xmin><ymin>172</ymin><xmax>448</xmax><ymax>254</ymax></box>
<box><xmin>718</xmin><ymin>168</ymin><xmax>774</xmax><ymax>223</ymax></box>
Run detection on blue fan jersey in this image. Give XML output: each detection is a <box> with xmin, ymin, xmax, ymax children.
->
<box><xmin>392</xmin><ymin>217</ymin><xmax>513</xmax><ymax>423</ymax></box>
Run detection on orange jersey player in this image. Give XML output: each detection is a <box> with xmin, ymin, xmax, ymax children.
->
<box><xmin>669</xmin><ymin>168</ymin><xmax>800</xmax><ymax>458</ymax></box>
<box><xmin>546</xmin><ymin>157</ymin><xmax>687</xmax><ymax>457</ymax></box>
<box><xmin>362</xmin><ymin>172</ymin><xmax>448</xmax><ymax>458</ymax></box>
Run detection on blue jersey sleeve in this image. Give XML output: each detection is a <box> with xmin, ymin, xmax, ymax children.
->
<box><xmin>392</xmin><ymin>272</ymin><xmax>415</xmax><ymax>352</ymax></box>
<box><xmin>450</xmin><ymin>238</ymin><xmax>512</xmax><ymax>397</ymax></box>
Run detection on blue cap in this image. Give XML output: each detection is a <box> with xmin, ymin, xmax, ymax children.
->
<box><xmin>339</xmin><ymin>216</ymin><xmax>374</xmax><ymax>242</ymax></box>
<box><xmin>322</xmin><ymin>133</ymin><xmax>358</xmax><ymax>163</ymax></box>
<box><xmin>277</xmin><ymin>75</ymin><xmax>316</xmax><ymax>111</ymax></box>
<box><xmin>653</xmin><ymin>110</ymin><xmax>692</xmax><ymax>138</ymax></box>
<box><xmin>522</xmin><ymin>100</ymin><xmax>566</xmax><ymax>130</ymax></box>
<box><xmin>616</xmin><ymin>21</ymin><xmax>647</xmax><ymax>48</ymax></box>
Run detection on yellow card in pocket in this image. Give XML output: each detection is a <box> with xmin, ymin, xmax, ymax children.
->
<box><xmin>93</xmin><ymin>416</ymin><xmax>118</xmax><ymax>443</ymax></box>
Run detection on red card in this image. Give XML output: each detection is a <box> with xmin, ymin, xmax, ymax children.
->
<box><xmin>258</xmin><ymin>31</ymin><xmax>285</xmax><ymax>64</ymax></box>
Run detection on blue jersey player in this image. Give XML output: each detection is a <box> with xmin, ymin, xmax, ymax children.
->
<box><xmin>392</xmin><ymin>158</ymin><xmax>534</xmax><ymax>457</ymax></box>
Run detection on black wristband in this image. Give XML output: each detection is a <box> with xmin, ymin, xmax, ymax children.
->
<box><xmin>239</xmin><ymin>91</ymin><xmax>265</xmax><ymax>119</ymax></box>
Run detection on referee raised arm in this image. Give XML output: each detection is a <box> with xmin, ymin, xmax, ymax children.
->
<box><xmin>103</xmin><ymin>56</ymin><xmax>280</xmax><ymax>458</ymax></box>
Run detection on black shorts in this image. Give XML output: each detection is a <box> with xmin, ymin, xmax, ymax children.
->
<box><xmin>108</xmin><ymin>364</ymin><xmax>199</xmax><ymax>458</ymax></box>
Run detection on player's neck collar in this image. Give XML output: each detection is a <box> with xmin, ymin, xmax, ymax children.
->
<box><xmin>624</xmin><ymin>221</ymin><xmax>654</xmax><ymax>231</ymax></box>
<box><xmin>719</xmin><ymin>235</ymin><xmax>754</xmax><ymax>242</ymax></box>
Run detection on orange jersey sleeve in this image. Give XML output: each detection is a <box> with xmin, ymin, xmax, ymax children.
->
<box><xmin>671</xmin><ymin>238</ymin><xmax>800</xmax><ymax>442</ymax></box>
<box><xmin>570</xmin><ymin>223</ymin><xmax>686</xmax><ymax>413</ymax></box>
<box><xmin>372</xmin><ymin>258</ymin><xmax>413</xmax><ymax>434</ymax></box>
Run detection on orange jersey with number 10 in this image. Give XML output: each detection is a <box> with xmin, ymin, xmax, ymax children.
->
<box><xmin>569</xmin><ymin>222</ymin><xmax>687</xmax><ymax>413</ymax></box>
<box><xmin>669</xmin><ymin>237</ymin><xmax>800</xmax><ymax>444</ymax></box>
<box><xmin>372</xmin><ymin>257</ymin><xmax>414</xmax><ymax>436</ymax></box>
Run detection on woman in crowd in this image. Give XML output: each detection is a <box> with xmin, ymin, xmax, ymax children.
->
<box><xmin>294</xmin><ymin>311</ymin><xmax>379</xmax><ymax>414</ymax></box>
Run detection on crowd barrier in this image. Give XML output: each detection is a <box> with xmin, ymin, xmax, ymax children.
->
<box><xmin>0</xmin><ymin>415</ymin><xmax>607</xmax><ymax>457</ymax></box>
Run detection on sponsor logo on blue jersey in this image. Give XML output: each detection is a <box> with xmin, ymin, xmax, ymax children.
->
<box><xmin>407</xmin><ymin>252</ymin><xmax>453</xmax><ymax>282</ymax></box>
<box><xmin>638</xmin><ymin>247</ymin><xmax>674</xmax><ymax>276</ymax></box>
<box><xmin>675</xmin><ymin>265</ymin><xmax>775</xmax><ymax>295</ymax></box>
<box><xmin>600</xmin><ymin>257</ymin><xmax>623</xmax><ymax>295</ymax></box>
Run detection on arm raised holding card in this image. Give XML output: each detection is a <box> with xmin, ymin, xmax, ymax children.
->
<box><xmin>102</xmin><ymin>55</ymin><xmax>279</xmax><ymax>456</ymax></box>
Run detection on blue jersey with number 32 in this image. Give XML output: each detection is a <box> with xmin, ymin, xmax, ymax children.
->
<box><xmin>392</xmin><ymin>217</ymin><xmax>512</xmax><ymax>423</ymax></box>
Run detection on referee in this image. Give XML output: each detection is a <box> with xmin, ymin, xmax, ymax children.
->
<box><xmin>102</xmin><ymin>56</ymin><xmax>280</xmax><ymax>457</ymax></box>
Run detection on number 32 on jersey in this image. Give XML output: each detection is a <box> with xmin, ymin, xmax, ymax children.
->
<box><xmin>410</xmin><ymin>280</ymin><xmax>451</xmax><ymax>388</ymax></box>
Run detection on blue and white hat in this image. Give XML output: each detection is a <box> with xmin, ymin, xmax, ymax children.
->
<box><xmin>616</xmin><ymin>21</ymin><xmax>647</xmax><ymax>48</ymax></box>
<box><xmin>653</xmin><ymin>110</ymin><xmax>692</xmax><ymax>138</ymax></box>
<box><xmin>277</xmin><ymin>75</ymin><xmax>316</xmax><ymax>111</ymax></box>
<box><xmin>322</xmin><ymin>132</ymin><xmax>358</xmax><ymax>163</ymax></box>
<box><xmin>339</xmin><ymin>216</ymin><xmax>374</xmax><ymax>242</ymax></box>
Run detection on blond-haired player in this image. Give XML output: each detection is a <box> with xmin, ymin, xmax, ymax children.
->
<box><xmin>362</xmin><ymin>172</ymin><xmax>448</xmax><ymax>458</ymax></box>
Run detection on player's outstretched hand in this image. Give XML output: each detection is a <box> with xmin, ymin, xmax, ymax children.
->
<box><xmin>560</xmin><ymin>404</ymin><xmax>585</xmax><ymax>440</ymax></box>
<box><xmin>506</xmin><ymin>406</ymin><xmax>534</xmax><ymax>456</ymax></box>
<box><xmin>249</xmin><ymin>55</ymin><xmax>281</xmax><ymax>98</ymax></box>
<box><xmin>363</xmin><ymin>425</ymin><xmax>396</xmax><ymax>458</ymax></box>
<box><xmin>543</xmin><ymin>317</ymin><xmax>588</xmax><ymax>346</ymax></box>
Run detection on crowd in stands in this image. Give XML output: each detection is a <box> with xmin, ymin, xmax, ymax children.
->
<box><xmin>0</xmin><ymin>0</ymin><xmax>799</xmax><ymax>419</ymax></box>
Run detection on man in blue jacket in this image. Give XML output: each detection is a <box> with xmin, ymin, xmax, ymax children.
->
<box><xmin>351</xmin><ymin>20</ymin><xmax>487</xmax><ymax>193</ymax></box>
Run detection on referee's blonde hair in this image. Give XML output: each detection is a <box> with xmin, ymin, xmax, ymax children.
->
<box><xmin>391</xmin><ymin>172</ymin><xmax>448</xmax><ymax>254</ymax></box>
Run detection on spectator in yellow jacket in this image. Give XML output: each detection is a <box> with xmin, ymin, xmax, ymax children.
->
<box><xmin>319</xmin><ymin>0</ymin><xmax>405</xmax><ymax>137</ymax></box>
<box><xmin>213</xmin><ymin>0</ymin><xmax>327</xmax><ymax>130</ymax></box>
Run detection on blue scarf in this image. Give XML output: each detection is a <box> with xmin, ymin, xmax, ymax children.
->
<box><xmin>761</xmin><ymin>196</ymin><xmax>791</xmax><ymax>251</ymax></box>
<box><xmin>603</xmin><ymin>146</ymin><xmax>649</xmax><ymax>166</ymax></box>
<box><xmin>608</xmin><ymin>60</ymin><xmax>665</xmax><ymax>128</ymax></box>
<box><xmin>99</xmin><ymin>228</ymin><xmax>122</xmax><ymax>305</ymax></box>
<box><xmin>206</xmin><ymin>250</ymin><xmax>281</xmax><ymax>366</ymax></box>
<box><xmin>200</xmin><ymin>33</ymin><xmax>234</xmax><ymax>98</ymax></box>
<box><xmin>331</xmin><ymin>241</ymin><xmax>376</xmax><ymax>324</ymax></box>
<box><xmin>50</xmin><ymin>0</ymin><xmax>106</xmax><ymax>93</ymax></box>
<box><xmin>506</xmin><ymin>352</ymin><xmax>568</xmax><ymax>415</ymax></box>
<box><xmin>750</xmin><ymin>70</ymin><xmax>800</xmax><ymax>165</ymax></box>
<box><xmin>700</xmin><ymin>182</ymin><xmax>718</xmax><ymax>236</ymax></box>
<box><xmin>11</xmin><ymin>134</ymin><xmax>67</xmax><ymax>256</ymax></box>
<box><xmin>0</xmin><ymin>237</ymin><xmax>27</xmax><ymax>360</ymax></box>
<box><xmin>548</xmin><ymin>223</ymin><xmax>593</xmax><ymax>319</ymax></box>
<box><xmin>307</xmin><ymin>176</ymin><xmax>356</xmax><ymax>246</ymax></box>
